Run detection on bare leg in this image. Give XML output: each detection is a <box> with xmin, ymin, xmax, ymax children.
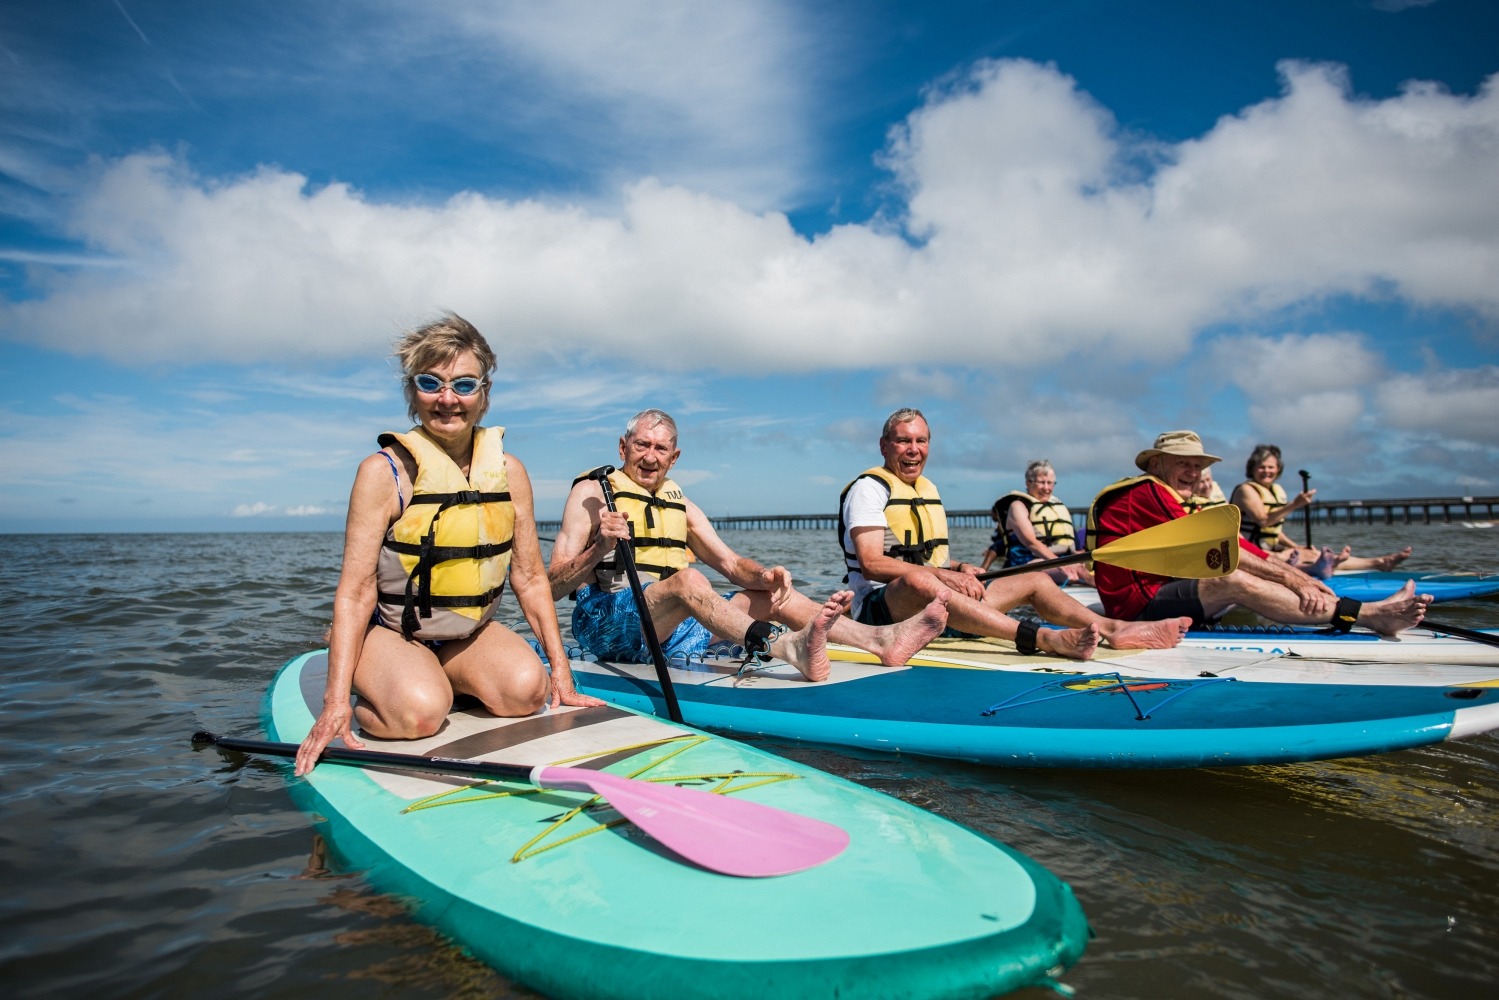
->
<box><xmin>1337</xmin><ymin>546</ymin><xmax>1413</xmax><ymax>572</ymax></box>
<box><xmin>350</xmin><ymin>625</ymin><xmax>460</xmax><ymax>739</ymax></box>
<box><xmin>1198</xmin><ymin>572</ymin><xmax>1429</xmax><ymax>637</ymax></box>
<box><xmin>988</xmin><ymin>573</ymin><xmax>1189</xmax><ymax>649</ymax></box>
<box><xmin>745</xmin><ymin>589</ymin><xmax>952</xmax><ymax>666</ymax></box>
<box><xmin>770</xmin><ymin>592</ymin><xmax>848</xmax><ymax>682</ymax></box>
<box><xmin>881</xmin><ymin>572</ymin><xmax>1101</xmax><ymax>661</ymax></box>
<box><xmin>439</xmin><ymin>620</ymin><xmax>551</xmax><ymax>717</ymax></box>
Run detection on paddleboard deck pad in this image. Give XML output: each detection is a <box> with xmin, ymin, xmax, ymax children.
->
<box><xmin>264</xmin><ymin>650</ymin><xmax>1088</xmax><ymax>999</ymax></box>
<box><xmin>569</xmin><ymin>644</ymin><xmax>1499</xmax><ymax>769</ymax></box>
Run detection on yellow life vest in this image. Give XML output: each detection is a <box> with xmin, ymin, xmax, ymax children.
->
<box><xmin>576</xmin><ymin>468</ymin><xmax>690</xmax><ymax>592</ymax></box>
<box><xmin>375</xmin><ymin>426</ymin><xmax>514</xmax><ymax>640</ymax></box>
<box><xmin>1000</xmin><ymin>490</ymin><xmax>1077</xmax><ymax>566</ymax></box>
<box><xmin>838</xmin><ymin>466</ymin><xmax>949</xmax><ymax>576</ymax></box>
<box><xmin>1236</xmin><ymin>480</ymin><xmax>1286</xmax><ymax>548</ymax></box>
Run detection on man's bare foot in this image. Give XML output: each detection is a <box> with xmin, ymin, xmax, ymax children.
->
<box><xmin>864</xmin><ymin>590</ymin><xmax>950</xmax><ymax>665</ymax></box>
<box><xmin>1304</xmin><ymin>546</ymin><xmax>1336</xmax><ymax>579</ymax></box>
<box><xmin>1369</xmin><ymin>546</ymin><xmax>1413</xmax><ymax>571</ymax></box>
<box><xmin>776</xmin><ymin>592</ymin><xmax>847</xmax><ymax>681</ymax></box>
<box><xmin>1357</xmin><ymin>580</ymin><xmax>1431</xmax><ymax>637</ymax></box>
<box><xmin>1036</xmin><ymin>623</ymin><xmax>1100</xmax><ymax>660</ymax></box>
<box><xmin>1101</xmin><ymin>616</ymin><xmax>1190</xmax><ymax>649</ymax></box>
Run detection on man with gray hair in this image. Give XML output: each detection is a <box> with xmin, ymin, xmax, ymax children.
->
<box><xmin>550</xmin><ymin>408</ymin><xmax>951</xmax><ymax>681</ymax></box>
<box><xmin>838</xmin><ymin>408</ymin><xmax>1189</xmax><ymax>660</ymax></box>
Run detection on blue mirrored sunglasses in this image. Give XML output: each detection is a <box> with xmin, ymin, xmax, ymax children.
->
<box><xmin>411</xmin><ymin>373</ymin><xmax>486</xmax><ymax>396</ymax></box>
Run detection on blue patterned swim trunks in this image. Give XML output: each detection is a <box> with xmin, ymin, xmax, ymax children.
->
<box><xmin>571</xmin><ymin>583</ymin><xmax>720</xmax><ymax>663</ymax></box>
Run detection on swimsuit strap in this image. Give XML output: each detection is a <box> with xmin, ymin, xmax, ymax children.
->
<box><xmin>381</xmin><ymin>451</ymin><xmax>406</xmax><ymax>512</ymax></box>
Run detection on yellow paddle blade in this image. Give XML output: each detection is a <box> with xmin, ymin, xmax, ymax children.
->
<box><xmin>1090</xmin><ymin>504</ymin><xmax>1240</xmax><ymax>578</ymax></box>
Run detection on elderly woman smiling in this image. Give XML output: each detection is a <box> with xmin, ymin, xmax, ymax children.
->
<box><xmin>294</xmin><ymin>314</ymin><xmax>601</xmax><ymax>775</ymax></box>
<box><xmin>1230</xmin><ymin>443</ymin><xmax>1410</xmax><ymax>577</ymax></box>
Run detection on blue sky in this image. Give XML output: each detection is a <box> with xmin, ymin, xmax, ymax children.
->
<box><xmin>2</xmin><ymin>0</ymin><xmax>1496</xmax><ymax>533</ymax></box>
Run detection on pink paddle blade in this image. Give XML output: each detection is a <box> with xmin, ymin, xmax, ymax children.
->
<box><xmin>532</xmin><ymin>765</ymin><xmax>849</xmax><ymax>877</ymax></box>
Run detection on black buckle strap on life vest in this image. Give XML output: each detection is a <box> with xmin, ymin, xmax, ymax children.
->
<box><xmin>380</xmin><ymin>584</ymin><xmax>507</xmax><ymax>611</ymax></box>
<box><xmin>629</xmin><ymin>536</ymin><xmax>688</xmax><ymax>552</ymax></box>
<box><xmin>385</xmin><ymin>583</ymin><xmax>507</xmax><ymax>640</ymax></box>
<box><xmin>396</xmin><ymin>490</ymin><xmax>510</xmax><ymax>639</ymax></box>
<box><xmin>384</xmin><ymin>540</ymin><xmax>513</xmax><ymax>561</ymax></box>
<box><xmin>608</xmin><ymin>486</ymin><xmax>687</xmax><ymax>531</ymax></box>
<box><xmin>405</xmin><ymin>490</ymin><xmax>511</xmax><ymax>507</ymax></box>
<box><xmin>595</xmin><ymin>529</ymin><xmax>686</xmax><ymax>581</ymax></box>
<box><xmin>887</xmin><ymin>539</ymin><xmax>948</xmax><ymax>564</ymax></box>
<box><xmin>1329</xmin><ymin>597</ymin><xmax>1361</xmax><ymax>633</ymax></box>
<box><xmin>632</xmin><ymin>561</ymin><xmax>679</xmax><ymax>580</ymax></box>
<box><xmin>886</xmin><ymin>527</ymin><xmax>949</xmax><ymax>566</ymax></box>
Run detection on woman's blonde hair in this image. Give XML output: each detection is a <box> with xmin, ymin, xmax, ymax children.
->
<box><xmin>393</xmin><ymin>313</ymin><xmax>496</xmax><ymax>422</ymax></box>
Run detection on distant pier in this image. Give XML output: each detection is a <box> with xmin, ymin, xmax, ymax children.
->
<box><xmin>537</xmin><ymin>495</ymin><xmax>1497</xmax><ymax>537</ymax></box>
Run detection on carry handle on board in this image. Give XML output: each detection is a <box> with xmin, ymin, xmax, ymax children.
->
<box><xmin>588</xmin><ymin>465</ymin><xmax>685</xmax><ymax>723</ymax></box>
<box><xmin>193</xmin><ymin>731</ymin><xmax>848</xmax><ymax>877</ymax></box>
<box><xmin>979</xmin><ymin>504</ymin><xmax>1242</xmax><ymax>582</ymax></box>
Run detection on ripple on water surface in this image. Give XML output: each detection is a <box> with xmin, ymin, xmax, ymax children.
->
<box><xmin>1</xmin><ymin>527</ymin><xmax>1496</xmax><ymax>999</ymax></box>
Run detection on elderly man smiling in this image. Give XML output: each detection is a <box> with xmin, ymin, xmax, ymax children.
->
<box><xmin>1088</xmin><ymin>431</ymin><xmax>1430</xmax><ymax>637</ymax></box>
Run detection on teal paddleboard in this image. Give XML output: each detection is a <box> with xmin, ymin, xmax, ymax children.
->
<box><xmin>264</xmin><ymin>650</ymin><xmax>1088</xmax><ymax>999</ymax></box>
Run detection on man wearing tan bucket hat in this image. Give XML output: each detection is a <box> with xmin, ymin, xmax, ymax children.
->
<box><xmin>1087</xmin><ymin>431</ymin><xmax>1431</xmax><ymax>637</ymax></box>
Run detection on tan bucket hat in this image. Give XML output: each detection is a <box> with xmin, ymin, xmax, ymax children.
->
<box><xmin>1134</xmin><ymin>430</ymin><xmax>1222</xmax><ymax>471</ymax></box>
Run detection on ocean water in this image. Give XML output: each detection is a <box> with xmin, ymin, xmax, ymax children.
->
<box><xmin>1</xmin><ymin>522</ymin><xmax>1496</xmax><ymax>999</ymax></box>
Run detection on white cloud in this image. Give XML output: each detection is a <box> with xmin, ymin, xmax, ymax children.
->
<box><xmin>447</xmin><ymin>0</ymin><xmax>820</xmax><ymax>209</ymax></box>
<box><xmin>285</xmin><ymin>504</ymin><xmax>333</xmax><ymax>516</ymax></box>
<box><xmin>0</xmin><ymin>391</ymin><xmax>369</xmax><ymax>521</ymax></box>
<box><xmin>1376</xmin><ymin>366</ymin><xmax>1499</xmax><ymax>443</ymax></box>
<box><xmin>3</xmin><ymin>58</ymin><xmax>1498</xmax><ymax>384</ymax></box>
<box><xmin>1211</xmin><ymin>331</ymin><xmax>1384</xmax><ymax>396</ymax></box>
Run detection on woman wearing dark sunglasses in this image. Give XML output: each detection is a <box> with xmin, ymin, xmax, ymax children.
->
<box><xmin>294</xmin><ymin>313</ymin><xmax>602</xmax><ymax>775</ymax></box>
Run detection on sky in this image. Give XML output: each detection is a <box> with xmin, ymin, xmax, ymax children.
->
<box><xmin>2</xmin><ymin>0</ymin><xmax>1497</xmax><ymax>534</ymax></box>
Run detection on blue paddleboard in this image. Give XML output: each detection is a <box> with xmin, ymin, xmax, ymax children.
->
<box><xmin>571</xmin><ymin>651</ymin><xmax>1499</xmax><ymax>769</ymax></box>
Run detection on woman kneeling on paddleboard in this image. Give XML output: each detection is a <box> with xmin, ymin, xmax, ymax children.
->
<box><xmin>294</xmin><ymin>314</ymin><xmax>602</xmax><ymax>775</ymax></box>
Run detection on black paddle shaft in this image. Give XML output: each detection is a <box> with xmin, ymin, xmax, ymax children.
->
<box><xmin>1420</xmin><ymin>619</ymin><xmax>1499</xmax><ymax>649</ymax></box>
<box><xmin>193</xmin><ymin>731</ymin><xmax>532</xmax><ymax>780</ymax></box>
<box><xmin>590</xmin><ymin>466</ymin><xmax>685</xmax><ymax>723</ymax></box>
<box><xmin>977</xmin><ymin>550</ymin><xmax>1089</xmax><ymax>582</ymax></box>
<box><xmin>1298</xmin><ymin>470</ymin><xmax>1313</xmax><ymax>547</ymax></box>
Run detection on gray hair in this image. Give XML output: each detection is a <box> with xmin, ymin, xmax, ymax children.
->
<box><xmin>623</xmin><ymin>408</ymin><xmax>678</xmax><ymax>447</ymax></box>
<box><xmin>1025</xmin><ymin>459</ymin><xmax>1055</xmax><ymax>483</ymax></box>
<box><xmin>881</xmin><ymin>407</ymin><xmax>928</xmax><ymax>441</ymax></box>
<box><xmin>394</xmin><ymin>313</ymin><xmax>495</xmax><ymax>423</ymax></box>
<box><xmin>1245</xmin><ymin>444</ymin><xmax>1283</xmax><ymax>480</ymax></box>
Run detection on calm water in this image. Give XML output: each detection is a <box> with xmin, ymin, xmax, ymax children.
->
<box><xmin>2</xmin><ymin>523</ymin><xmax>1497</xmax><ymax>999</ymax></box>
